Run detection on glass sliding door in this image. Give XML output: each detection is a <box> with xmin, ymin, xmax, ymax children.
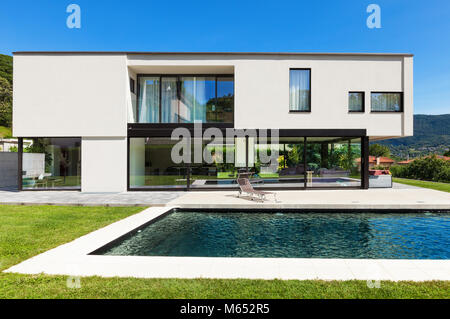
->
<box><xmin>189</xmin><ymin>137</ymin><xmax>238</xmax><ymax>189</ymax></box>
<box><xmin>129</xmin><ymin>137</ymin><xmax>188</xmax><ymax>189</ymax></box>
<box><xmin>252</xmin><ymin>137</ymin><xmax>305</xmax><ymax>189</ymax></box>
<box><xmin>179</xmin><ymin>76</ymin><xmax>215</xmax><ymax>123</ymax></box>
<box><xmin>306</xmin><ymin>137</ymin><xmax>361</xmax><ymax>188</ymax></box>
<box><xmin>21</xmin><ymin>138</ymin><xmax>81</xmax><ymax>190</ymax></box>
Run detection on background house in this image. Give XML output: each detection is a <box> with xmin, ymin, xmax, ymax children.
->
<box><xmin>355</xmin><ymin>156</ymin><xmax>395</xmax><ymax>170</ymax></box>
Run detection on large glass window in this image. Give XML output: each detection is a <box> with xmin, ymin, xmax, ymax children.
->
<box><xmin>129</xmin><ymin>137</ymin><xmax>188</xmax><ymax>189</ymax></box>
<box><xmin>129</xmin><ymin>135</ymin><xmax>362</xmax><ymax>190</ymax></box>
<box><xmin>138</xmin><ymin>77</ymin><xmax>160</xmax><ymax>123</ymax></box>
<box><xmin>136</xmin><ymin>75</ymin><xmax>234</xmax><ymax>123</ymax></box>
<box><xmin>306</xmin><ymin>137</ymin><xmax>361</xmax><ymax>188</ymax></box>
<box><xmin>21</xmin><ymin>138</ymin><xmax>81</xmax><ymax>190</ymax></box>
<box><xmin>161</xmin><ymin>77</ymin><xmax>178</xmax><ymax>123</ymax></box>
<box><xmin>371</xmin><ymin>92</ymin><xmax>403</xmax><ymax>112</ymax></box>
<box><xmin>289</xmin><ymin>69</ymin><xmax>311</xmax><ymax>111</ymax></box>
<box><xmin>349</xmin><ymin>92</ymin><xmax>364</xmax><ymax>112</ymax></box>
<box><xmin>213</xmin><ymin>77</ymin><xmax>234</xmax><ymax>123</ymax></box>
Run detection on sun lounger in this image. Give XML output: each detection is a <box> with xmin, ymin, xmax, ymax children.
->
<box><xmin>237</xmin><ymin>177</ymin><xmax>277</xmax><ymax>202</ymax></box>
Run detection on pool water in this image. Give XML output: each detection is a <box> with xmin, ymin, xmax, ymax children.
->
<box><xmin>97</xmin><ymin>211</ymin><xmax>450</xmax><ymax>259</ymax></box>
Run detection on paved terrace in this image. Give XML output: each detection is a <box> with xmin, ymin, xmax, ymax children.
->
<box><xmin>0</xmin><ymin>190</ymin><xmax>182</xmax><ymax>206</ymax></box>
<box><xmin>170</xmin><ymin>188</ymin><xmax>450</xmax><ymax>210</ymax></box>
<box><xmin>0</xmin><ymin>183</ymin><xmax>448</xmax><ymax>209</ymax></box>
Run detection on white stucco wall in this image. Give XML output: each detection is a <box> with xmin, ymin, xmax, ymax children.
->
<box><xmin>81</xmin><ymin>137</ymin><xmax>127</xmax><ymax>192</ymax></box>
<box><xmin>13</xmin><ymin>53</ymin><xmax>128</xmax><ymax>137</ymax></box>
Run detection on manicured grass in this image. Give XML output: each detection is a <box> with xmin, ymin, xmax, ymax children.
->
<box><xmin>0</xmin><ymin>205</ymin><xmax>448</xmax><ymax>299</ymax></box>
<box><xmin>0</xmin><ymin>125</ymin><xmax>12</xmax><ymax>138</ymax></box>
<box><xmin>1</xmin><ymin>274</ymin><xmax>448</xmax><ymax>299</ymax></box>
<box><xmin>393</xmin><ymin>177</ymin><xmax>450</xmax><ymax>193</ymax></box>
<box><xmin>0</xmin><ymin>205</ymin><xmax>144</xmax><ymax>270</ymax></box>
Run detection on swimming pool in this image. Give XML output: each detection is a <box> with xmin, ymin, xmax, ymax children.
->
<box><xmin>93</xmin><ymin>210</ymin><xmax>450</xmax><ymax>259</ymax></box>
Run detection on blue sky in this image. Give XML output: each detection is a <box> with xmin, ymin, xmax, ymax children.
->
<box><xmin>0</xmin><ymin>0</ymin><xmax>449</xmax><ymax>115</ymax></box>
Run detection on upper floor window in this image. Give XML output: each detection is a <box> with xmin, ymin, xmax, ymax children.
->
<box><xmin>289</xmin><ymin>69</ymin><xmax>311</xmax><ymax>112</ymax></box>
<box><xmin>348</xmin><ymin>92</ymin><xmax>364</xmax><ymax>112</ymax></box>
<box><xmin>371</xmin><ymin>92</ymin><xmax>403</xmax><ymax>112</ymax></box>
<box><xmin>136</xmin><ymin>75</ymin><xmax>234</xmax><ymax>123</ymax></box>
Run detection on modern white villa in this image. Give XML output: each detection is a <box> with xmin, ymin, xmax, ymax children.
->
<box><xmin>12</xmin><ymin>52</ymin><xmax>413</xmax><ymax>192</ymax></box>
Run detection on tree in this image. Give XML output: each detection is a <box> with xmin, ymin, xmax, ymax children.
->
<box><xmin>444</xmin><ymin>150</ymin><xmax>450</xmax><ymax>157</ymax></box>
<box><xmin>369</xmin><ymin>143</ymin><xmax>390</xmax><ymax>157</ymax></box>
<box><xmin>0</xmin><ymin>76</ymin><xmax>12</xmax><ymax>127</ymax></box>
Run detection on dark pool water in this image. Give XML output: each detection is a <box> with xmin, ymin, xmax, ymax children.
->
<box><xmin>98</xmin><ymin>211</ymin><xmax>450</xmax><ymax>259</ymax></box>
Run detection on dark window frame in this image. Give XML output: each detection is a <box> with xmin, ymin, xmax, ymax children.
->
<box><xmin>370</xmin><ymin>92</ymin><xmax>404</xmax><ymax>113</ymax></box>
<box><xmin>348</xmin><ymin>91</ymin><xmax>365</xmax><ymax>113</ymax></box>
<box><xmin>136</xmin><ymin>74</ymin><xmax>235</xmax><ymax>124</ymax></box>
<box><xmin>289</xmin><ymin>68</ymin><xmax>311</xmax><ymax>113</ymax></box>
<box><xmin>129</xmin><ymin>77</ymin><xmax>135</xmax><ymax>94</ymax></box>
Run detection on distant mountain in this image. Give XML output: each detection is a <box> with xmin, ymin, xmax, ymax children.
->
<box><xmin>376</xmin><ymin>114</ymin><xmax>450</xmax><ymax>158</ymax></box>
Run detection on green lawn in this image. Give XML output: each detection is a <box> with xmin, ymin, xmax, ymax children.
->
<box><xmin>0</xmin><ymin>205</ymin><xmax>448</xmax><ymax>299</ymax></box>
<box><xmin>393</xmin><ymin>177</ymin><xmax>450</xmax><ymax>193</ymax></box>
<box><xmin>0</xmin><ymin>125</ymin><xmax>12</xmax><ymax>138</ymax></box>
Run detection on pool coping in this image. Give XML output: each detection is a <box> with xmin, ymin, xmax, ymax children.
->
<box><xmin>4</xmin><ymin>206</ymin><xmax>450</xmax><ymax>281</ymax></box>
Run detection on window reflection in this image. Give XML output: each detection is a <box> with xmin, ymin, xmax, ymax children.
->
<box><xmin>22</xmin><ymin>138</ymin><xmax>81</xmax><ymax>190</ymax></box>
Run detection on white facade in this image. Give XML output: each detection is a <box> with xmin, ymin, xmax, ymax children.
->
<box><xmin>13</xmin><ymin>52</ymin><xmax>413</xmax><ymax>192</ymax></box>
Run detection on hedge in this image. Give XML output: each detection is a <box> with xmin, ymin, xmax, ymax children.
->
<box><xmin>390</xmin><ymin>156</ymin><xmax>450</xmax><ymax>183</ymax></box>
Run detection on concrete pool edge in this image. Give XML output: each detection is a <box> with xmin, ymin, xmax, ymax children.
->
<box><xmin>167</xmin><ymin>189</ymin><xmax>450</xmax><ymax>210</ymax></box>
<box><xmin>4</xmin><ymin>206</ymin><xmax>450</xmax><ymax>282</ymax></box>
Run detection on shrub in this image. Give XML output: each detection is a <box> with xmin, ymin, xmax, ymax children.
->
<box><xmin>391</xmin><ymin>156</ymin><xmax>450</xmax><ymax>183</ymax></box>
<box><xmin>372</xmin><ymin>165</ymin><xmax>389</xmax><ymax>170</ymax></box>
<box><xmin>434</xmin><ymin>165</ymin><xmax>450</xmax><ymax>183</ymax></box>
<box><xmin>389</xmin><ymin>165</ymin><xmax>407</xmax><ymax>177</ymax></box>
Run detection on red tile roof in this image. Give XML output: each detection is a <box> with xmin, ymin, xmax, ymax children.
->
<box><xmin>355</xmin><ymin>156</ymin><xmax>395</xmax><ymax>164</ymax></box>
<box><xmin>398</xmin><ymin>155</ymin><xmax>450</xmax><ymax>164</ymax></box>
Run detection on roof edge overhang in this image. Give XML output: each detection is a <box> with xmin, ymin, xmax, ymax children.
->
<box><xmin>12</xmin><ymin>51</ymin><xmax>414</xmax><ymax>57</ymax></box>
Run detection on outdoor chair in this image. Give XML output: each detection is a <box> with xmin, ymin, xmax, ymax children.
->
<box><xmin>236</xmin><ymin>177</ymin><xmax>277</xmax><ymax>202</ymax></box>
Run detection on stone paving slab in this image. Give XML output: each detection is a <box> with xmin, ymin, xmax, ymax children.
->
<box><xmin>0</xmin><ymin>190</ymin><xmax>184</xmax><ymax>206</ymax></box>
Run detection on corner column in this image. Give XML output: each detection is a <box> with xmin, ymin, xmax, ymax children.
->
<box><xmin>362</xmin><ymin>136</ymin><xmax>369</xmax><ymax>189</ymax></box>
<box><xmin>18</xmin><ymin>138</ymin><xmax>23</xmax><ymax>191</ymax></box>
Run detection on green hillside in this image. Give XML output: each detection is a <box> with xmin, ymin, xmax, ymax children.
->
<box><xmin>0</xmin><ymin>54</ymin><xmax>13</xmax><ymax>84</ymax></box>
<box><xmin>377</xmin><ymin>114</ymin><xmax>450</xmax><ymax>158</ymax></box>
<box><xmin>0</xmin><ymin>54</ymin><xmax>13</xmax><ymax>130</ymax></box>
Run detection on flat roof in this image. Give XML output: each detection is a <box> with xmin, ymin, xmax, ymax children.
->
<box><xmin>12</xmin><ymin>51</ymin><xmax>414</xmax><ymax>57</ymax></box>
